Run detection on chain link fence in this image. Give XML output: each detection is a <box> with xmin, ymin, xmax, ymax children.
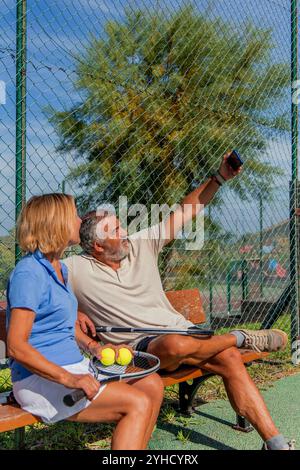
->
<box><xmin>0</xmin><ymin>0</ymin><xmax>299</xmax><ymax>365</ymax></box>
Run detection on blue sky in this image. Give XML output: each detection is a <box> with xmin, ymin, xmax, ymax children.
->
<box><xmin>0</xmin><ymin>0</ymin><xmax>293</xmax><ymax>237</ymax></box>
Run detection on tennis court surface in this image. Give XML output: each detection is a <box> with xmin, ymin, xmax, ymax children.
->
<box><xmin>149</xmin><ymin>373</ymin><xmax>300</xmax><ymax>450</ymax></box>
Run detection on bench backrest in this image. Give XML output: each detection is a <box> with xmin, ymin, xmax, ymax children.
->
<box><xmin>0</xmin><ymin>288</ymin><xmax>206</xmax><ymax>360</ymax></box>
<box><xmin>165</xmin><ymin>288</ymin><xmax>206</xmax><ymax>324</ymax></box>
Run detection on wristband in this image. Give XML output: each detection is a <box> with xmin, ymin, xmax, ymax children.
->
<box><xmin>211</xmin><ymin>174</ymin><xmax>222</xmax><ymax>186</ymax></box>
<box><xmin>213</xmin><ymin>171</ymin><xmax>227</xmax><ymax>186</ymax></box>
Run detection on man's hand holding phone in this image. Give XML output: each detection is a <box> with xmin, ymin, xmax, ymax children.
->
<box><xmin>217</xmin><ymin>150</ymin><xmax>243</xmax><ymax>183</ymax></box>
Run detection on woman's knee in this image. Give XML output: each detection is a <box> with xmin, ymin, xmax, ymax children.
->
<box><xmin>93</xmin><ymin>382</ymin><xmax>152</xmax><ymax>417</ymax></box>
<box><xmin>150</xmin><ymin>373</ymin><xmax>164</xmax><ymax>392</ymax></box>
<box><xmin>131</xmin><ymin>373</ymin><xmax>164</xmax><ymax>406</ymax></box>
<box><xmin>115</xmin><ymin>382</ymin><xmax>154</xmax><ymax>415</ymax></box>
<box><xmin>150</xmin><ymin>374</ymin><xmax>164</xmax><ymax>406</ymax></box>
<box><xmin>143</xmin><ymin>373</ymin><xmax>164</xmax><ymax>397</ymax></box>
<box><xmin>132</xmin><ymin>388</ymin><xmax>154</xmax><ymax>417</ymax></box>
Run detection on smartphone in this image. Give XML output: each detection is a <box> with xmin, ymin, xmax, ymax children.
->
<box><xmin>226</xmin><ymin>150</ymin><xmax>243</xmax><ymax>171</ymax></box>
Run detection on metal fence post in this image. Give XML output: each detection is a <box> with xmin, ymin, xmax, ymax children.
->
<box><xmin>208</xmin><ymin>205</ymin><xmax>213</xmax><ymax>317</ymax></box>
<box><xmin>259</xmin><ymin>193</ymin><xmax>264</xmax><ymax>298</ymax></box>
<box><xmin>15</xmin><ymin>0</ymin><xmax>27</xmax><ymax>263</ymax></box>
<box><xmin>290</xmin><ymin>0</ymin><xmax>300</xmax><ymax>365</ymax></box>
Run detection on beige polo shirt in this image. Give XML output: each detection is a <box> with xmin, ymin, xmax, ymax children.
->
<box><xmin>63</xmin><ymin>223</ymin><xmax>193</xmax><ymax>347</ymax></box>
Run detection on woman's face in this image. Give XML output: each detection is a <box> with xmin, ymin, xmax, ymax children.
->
<box><xmin>68</xmin><ymin>206</ymin><xmax>82</xmax><ymax>246</ymax></box>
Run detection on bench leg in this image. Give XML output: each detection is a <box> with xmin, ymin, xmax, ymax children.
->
<box><xmin>179</xmin><ymin>377</ymin><xmax>254</xmax><ymax>433</ymax></box>
<box><xmin>232</xmin><ymin>415</ymin><xmax>254</xmax><ymax>433</ymax></box>
<box><xmin>14</xmin><ymin>427</ymin><xmax>25</xmax><ymax>449</ymax></box>
<box><xmin>178</xmin><ymin>375</ymin><xmax>213</xmax><ymax>415</ymax></box>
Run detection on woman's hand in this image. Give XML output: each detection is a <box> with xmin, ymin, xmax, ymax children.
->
<box><xmin>61</xmin><ymin>372</ymin><xmax>100</xmax><ymax>401</ymax></box>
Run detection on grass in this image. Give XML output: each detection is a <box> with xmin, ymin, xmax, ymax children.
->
<box><xmin>176</xmin><ymin>429</ymin><xmax>191</xmax><ymax>444</ymax></box>
<box><xmin>160</xmin><ymin>405</ymin><xmax>177</xmax><ymax>424</ymax></box>
<box><xmin>1</xmin><ymin>314</ymin><xmax>300</xmax><ymax>450</ymax></box>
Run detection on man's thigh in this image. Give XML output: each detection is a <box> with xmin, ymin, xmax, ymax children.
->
<box><xmin>146</xmin><ymin>334</ymin><xmax>237</xmax><ymax>372</ymax></box>
<box><xmin>146</xmin><ymin>334</ymin><xmax>202</xmax><ymax>370</ymax></box>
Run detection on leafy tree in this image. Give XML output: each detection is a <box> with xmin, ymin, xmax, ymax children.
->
<box><xmin>49</xmin><ymin>6</ymin><xmax>289</xmax><ymax>289</ymax></box>
<box><xmin>49</xmin><ymin>5</ymin><xmax>288</xmax><ymax>214</ymax></box>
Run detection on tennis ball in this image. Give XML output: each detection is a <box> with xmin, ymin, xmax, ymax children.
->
<box><xmin>116</xmin><ymin>348</ymin><xmax>133</xmax><ymax>366</ymax></box>
<box><xmin>100</xmin><ymin>348</ymin><xmax>116</xmax><ymax>366</ymax></box>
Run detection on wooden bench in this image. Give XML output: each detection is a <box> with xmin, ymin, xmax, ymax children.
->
<box><xmin>0</xmin><ymin>301</ymin><xmax>40</xmax><ymax>448</ymax></box>
<box><xmin>0</xmin><ymin>290</ymin><xmax>269</xmax><ymax>448</ymax></box>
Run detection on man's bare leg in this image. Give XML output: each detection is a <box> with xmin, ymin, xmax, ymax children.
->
<box><xmin>147</xmin><ymin>336</ymin><xmax>281</xmax><ymax>443</ymax></box>
<box><xmin>147</xmin><ymin>333</ymin><xmax>237</xmax><ymax>370</ymax></box>
<box><xmin>200</xmin><ymin>347</ymin><xmax>280</xmax><ymax>441</ymax></box>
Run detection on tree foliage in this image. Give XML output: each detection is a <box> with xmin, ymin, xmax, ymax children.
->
<box><xmin>49</xmin><ymin>6</ymin><xmax>289</xmax><ymax>214</ymax></box>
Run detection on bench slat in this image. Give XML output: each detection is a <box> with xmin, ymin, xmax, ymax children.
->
<box><xmin>0</xmin><ymin>404</ymin><xmax>40</xmax><ymax>432</ymax></box>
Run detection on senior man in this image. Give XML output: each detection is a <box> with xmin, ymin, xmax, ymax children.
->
<box><xmin>63</xmin><ymin>152</ymin><xmax>293</xmax><ymax>450</ymax></box>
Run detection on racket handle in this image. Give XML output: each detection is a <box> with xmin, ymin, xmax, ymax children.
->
<box><xmin>63</xmin><ymin>389</ymin><xmax>86</xmax><ymax>407</ymax></box>
<box><xmin>63</xmin><ymin>377</ymin><xmax>120</xmax><ymax>406</ymax></box>
<box><xmin>188</xmin><ymin>328</ymin><xmax>215</xmax><ymax>336</ymax></box>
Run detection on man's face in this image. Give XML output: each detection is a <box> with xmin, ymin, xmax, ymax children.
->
<box><xmin>95</xmin><ymin>215</ymin><xmax>129</xmax><ymax>261</ymax></box>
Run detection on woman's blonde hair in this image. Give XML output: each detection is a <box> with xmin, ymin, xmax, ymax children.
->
<box><xmin>17</xmin><ymin>193</ymin><xmax>76</xmax><ymax>256</ymax></box>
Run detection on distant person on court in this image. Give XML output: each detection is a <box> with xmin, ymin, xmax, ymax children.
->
<box><xmin>6</xmin><ymin>194</ymin><xmax>163</xmax><ymax>450</ymax></box>
<box><xmin>64</xmin><ymin>152</ymin><xmax>294</xmax><ymax>450</ymax></box>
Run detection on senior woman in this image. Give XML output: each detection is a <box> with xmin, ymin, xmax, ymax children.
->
<box><xmin>6</xmin><ymin>193</ymin><xmax>163</xmax><ymax>450</ymax></box>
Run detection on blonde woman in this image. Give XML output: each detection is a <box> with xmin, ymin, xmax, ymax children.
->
<box><xmin>6</xmin><ymin>194</ymin><xmax>163</xmax><ymax>450</ymax></box>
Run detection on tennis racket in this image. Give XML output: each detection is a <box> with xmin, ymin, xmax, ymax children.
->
<box><xmin>95</xmin><ymin>326</ymin><xmax>214</xmax><ymax>336</ymax></box>
<box><xmin>63</xmin><ymin>351</ymin><xmax>160</xmax><ymax>407</ymax></box>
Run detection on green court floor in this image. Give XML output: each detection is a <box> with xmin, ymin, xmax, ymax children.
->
<box><xmin>149</xmin><ymin>373</ymin><xmax>300</xmax><ymax>450</ymax></box>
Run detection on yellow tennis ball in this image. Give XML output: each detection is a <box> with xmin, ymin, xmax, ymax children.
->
<box><xmin>116</xmin><ymin>348</ymin><xmax>133</xmax><ymax>366</ymax></box>
<box><xmin>100</xmin><ymin>348</ymin><xmax>116</xmax><ymax>366</ymax></box>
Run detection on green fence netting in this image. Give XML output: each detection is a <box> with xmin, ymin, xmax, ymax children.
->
<box><xmin>0</xmin><ymin>0</ymin><xmax>299</xmax><ymax>370</ymax></box>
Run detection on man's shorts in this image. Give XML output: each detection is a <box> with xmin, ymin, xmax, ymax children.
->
<box><xmin>134</xmin><ymin>336</ymin><xmax>157</xmax><ymax>352</ymax></box>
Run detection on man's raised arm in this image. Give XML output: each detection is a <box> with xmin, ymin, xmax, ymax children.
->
<box><xmin>163</xmin><ymin>151</ymin><xmax>242</xmax><ymax>244</ymax></box>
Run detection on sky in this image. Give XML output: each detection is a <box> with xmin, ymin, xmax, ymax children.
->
<box><xmin>0</xmin><ymin>0</ymin><xmax>294</xmax><ymax>237</ymax></box>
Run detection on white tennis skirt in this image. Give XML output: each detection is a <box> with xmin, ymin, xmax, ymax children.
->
<box><xmin>12</xmin><ymin>357</ymin><xmax>107</xmax><ymax>424</ymax></box>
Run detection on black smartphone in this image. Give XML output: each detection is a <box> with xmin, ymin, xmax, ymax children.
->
<box><xmin>226</xmin><ymin>150</ymin><xmax>243</xmax><ymax>171</ymax></box>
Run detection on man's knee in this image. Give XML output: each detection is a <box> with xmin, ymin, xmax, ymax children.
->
<box><xmin>213</xmin><ymin>346</ymin><xmax>244</xmax><ymax>368</ymax></box>
<box><xmin>150</xmin><ymin>335</ymin><xmax>190</xmax><ymax>360</ymax></box>
<box><xmin>201</xmin><ymin>347</ymin><xmax>246</xmax><ymax>378</ymax></box>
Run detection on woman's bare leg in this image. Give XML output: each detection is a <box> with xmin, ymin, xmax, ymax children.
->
<box><xmin>67</xmin><ymin>381</ymin><xmax>153</xmax><ymax>450</ymax></box>
<box><xmin>129</xmin><ymin>373</ymin><xmax>164</xmax><ymax>448</ymax></box>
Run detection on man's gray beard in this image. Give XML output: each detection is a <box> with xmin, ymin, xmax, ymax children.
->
<box><xmin>107</xmin><ymin>246</ymin><xmax>129</xmax><ymax>262</ymax></box>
